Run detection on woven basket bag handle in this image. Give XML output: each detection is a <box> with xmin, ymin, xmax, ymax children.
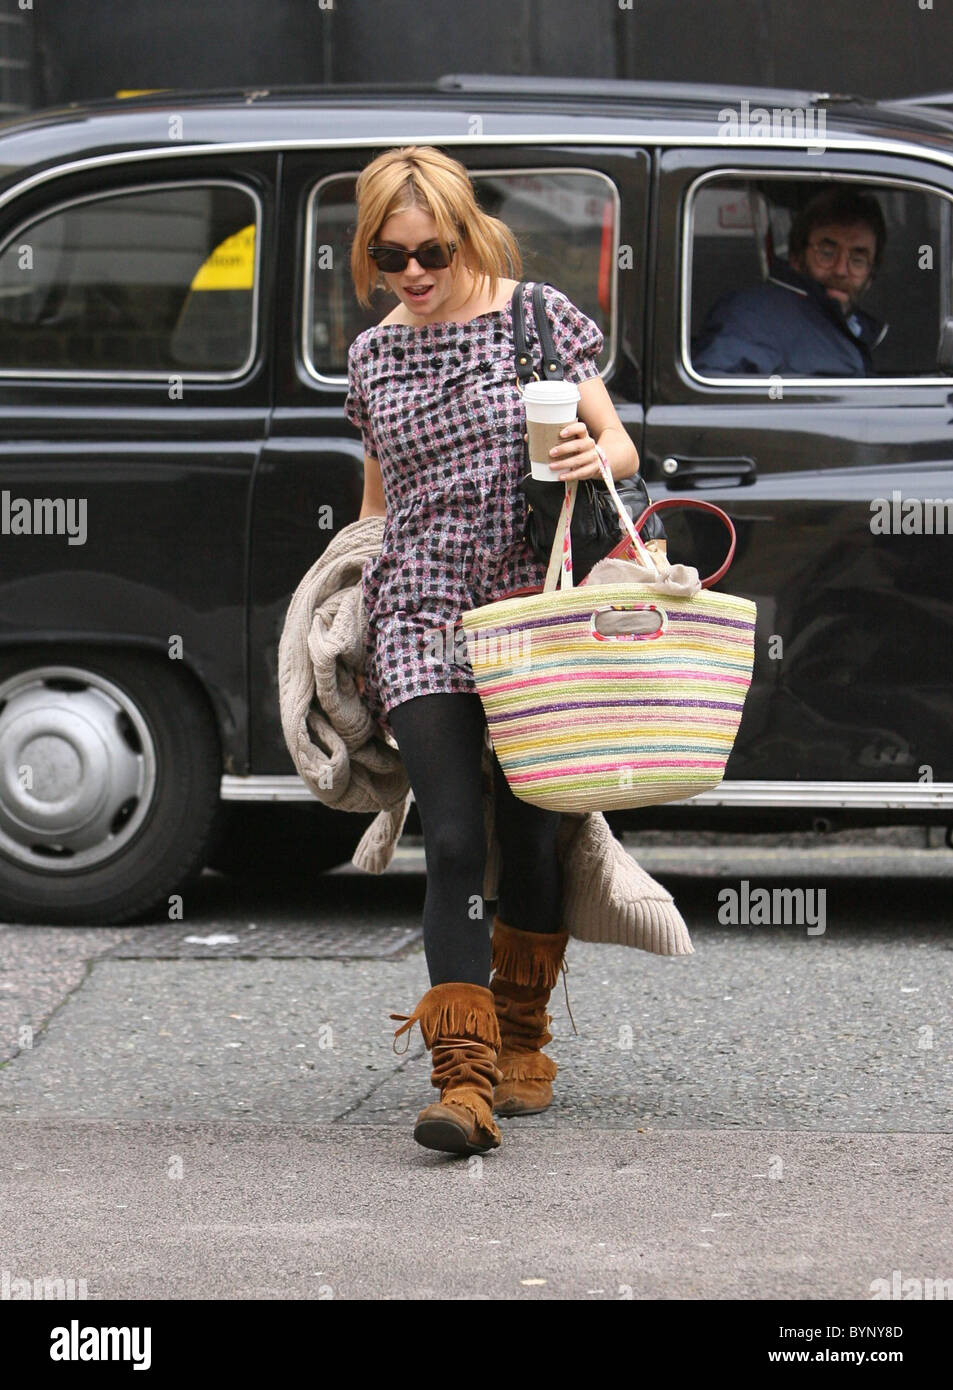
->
<box><xmin>544</xmin><ymin>451</ymin><xmax>661</xmax><ymax>592</ymax></box>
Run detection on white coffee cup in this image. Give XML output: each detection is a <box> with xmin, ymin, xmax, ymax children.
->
<box><xmin>522</xmin><ymin>379</ymin><xmax>581</xmax><ymax>481</ymax></box>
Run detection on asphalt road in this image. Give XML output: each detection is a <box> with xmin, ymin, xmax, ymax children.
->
<box><xmin>1</xmin><ymin>828</ymin><xmax>952</xmax><ymax>1301</ymax></box>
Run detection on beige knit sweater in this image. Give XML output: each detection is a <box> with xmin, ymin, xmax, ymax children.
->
<box><xmin>277</xmin><ymin>517</ymin><xmax>692</xmax><ymax>955</ymax></box>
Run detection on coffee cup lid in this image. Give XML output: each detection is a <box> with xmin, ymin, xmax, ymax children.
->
<box><xmin>521</xmin><ymin>379</ymin><xmax>580</xmax><ymax>404</ymax></box>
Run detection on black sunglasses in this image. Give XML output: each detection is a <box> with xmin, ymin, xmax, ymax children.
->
<box><xmin>367</xmin><ymin>240</ymin><xmax>457</xmax><ymax>273</ymax></box>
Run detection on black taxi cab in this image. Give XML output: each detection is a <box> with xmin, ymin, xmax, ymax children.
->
<box><xmin>1</xmin><ymin>76</ymin><xmax>952</xmax><ymax>923</ymax></box>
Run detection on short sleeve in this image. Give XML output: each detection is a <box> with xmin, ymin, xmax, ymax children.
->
<box><xmin>344</xmin><ymin>344</ymin><xmax>379</xmax><ymax>459</ymax></box>
<box><xmin>538</xmin><ymin>283</ymin><xmax>604</xmax><ymax>385</ymax></box>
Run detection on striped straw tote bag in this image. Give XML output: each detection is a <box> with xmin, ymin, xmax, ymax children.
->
<box><xmin>460</xmin><ymin>457</ymin><xmax>757</xmax><ymax>813</ymax></box>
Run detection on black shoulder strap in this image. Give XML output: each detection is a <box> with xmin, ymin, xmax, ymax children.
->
<box><xmin>532</xmin><ymin>281</ymin><xmax>565</xmax><ymax>381</ymax></box>
<box><xmin>511</xmin><ymin>280</ymin><xmax>566</xmax><ymax>383</ymax></box>
<box><xmin>511</xmin><ymin>280</ymin><xmax>536</xmax><ymax>384</ymax></box>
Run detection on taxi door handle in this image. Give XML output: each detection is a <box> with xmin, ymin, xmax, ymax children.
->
<box><xmin>658</xmin><ymin>456</ymin><xmax>757</xmax><ymax>488</ymax></box>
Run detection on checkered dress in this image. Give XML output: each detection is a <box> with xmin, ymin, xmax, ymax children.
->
<box><xmin>344</xmin><ymin>281</ymin><xmax>604</xmax><ymax>735</ymax></box>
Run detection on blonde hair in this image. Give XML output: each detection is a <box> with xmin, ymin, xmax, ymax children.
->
<box><xmin>350</xmin><ymin>145</ymin><xmax>522</xmax><ymax>307</ymax></box>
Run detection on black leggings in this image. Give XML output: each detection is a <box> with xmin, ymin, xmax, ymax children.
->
<box><xmin>387</xmin><ymin>692</ymin><xmax>563</xmax><ymax>987</ymax></box>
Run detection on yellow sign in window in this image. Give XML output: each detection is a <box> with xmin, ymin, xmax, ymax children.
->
<box><xmin>190</xmin><ymin>224</ymin><xmax>256</xmax><ymax>291</ymax></box>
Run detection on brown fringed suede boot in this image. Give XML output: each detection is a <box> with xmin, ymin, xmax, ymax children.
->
<box><xmin>490</xmin><ymin>916</ymin><xmax>570</xmax><ymax>1117</ymax></box>
<box><xmin>390</xmin><ymin>982</ymin><xmax>503</xmax><ymax>1155</ymax></box>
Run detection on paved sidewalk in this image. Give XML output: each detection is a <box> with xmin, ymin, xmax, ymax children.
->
<box><xmin>2</xmin><ymin>837</ymin><xmax>951</xmax><ymax>1300</ymax></box>
<box><xmin>3</xmin><ymin>1119</ymin><xmax>952</xmax><ymax>1300</ymax></box>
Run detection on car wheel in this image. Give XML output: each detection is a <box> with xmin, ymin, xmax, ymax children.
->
<box><xmin>0</xmin><ymin>646</ymin><xmax>221</xmax><ymax>925</ymax></box>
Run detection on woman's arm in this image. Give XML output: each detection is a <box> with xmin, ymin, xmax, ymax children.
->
<box><xmin>358</xmin><ymin>452</ymin><xmax>387</xmax><ymax>519</ymax></box>
<box><xmin>545</xmin><ymin>375</ymin><xmax>639</xmax><ymax>482</ymax></box>
<box><xmin>355</xmin><ymin>452</ymin><xmax>386</xmax><ymax>694</ymax></box>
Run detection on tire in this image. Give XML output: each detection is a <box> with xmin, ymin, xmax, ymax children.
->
<box><xmin>0</xmin><ymin>645</ymin><xmax>222</xmax><ymax>925</ymax></box>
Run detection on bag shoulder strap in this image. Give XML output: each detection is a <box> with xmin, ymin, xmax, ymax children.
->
<box><xmin>511</xmin><ymin>280</ymin><xmax>565</xmax><ymax>383</ymax></box>
<box><xmin>531</xmin><ymin>281</ymin><xmax>565</xmax><ymax>381</ymax></box>
<box><xmin>511</xmin><ymin>280</ymin><xmax>536</xmax><ymax>384</ymax></box>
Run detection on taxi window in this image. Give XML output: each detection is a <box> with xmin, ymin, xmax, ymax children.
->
<box><xmin>0</xmin><ymin>183</ymin><xmax>258</xmax><ymax>376</ymax></box>
<box><xmin>306</xmin><ymin>168</ymin><xmax>618</xmax><ymax>380</ymax></box>
<box><xmin>687</xmin><ymin>175</ymin><xmax>952</xmax><ymax>380</ymax></box>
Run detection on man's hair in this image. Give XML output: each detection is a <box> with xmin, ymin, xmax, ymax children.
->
<box><xmin>788</xmin><ymin>188</ymin><xmax>887</xmax><ymax>272</ymax></box>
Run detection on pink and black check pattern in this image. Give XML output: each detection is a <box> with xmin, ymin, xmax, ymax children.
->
<box><xmin>344</xmin><ymin>281</ymin><xmax>603</xmax><ymax>734</ymax></box>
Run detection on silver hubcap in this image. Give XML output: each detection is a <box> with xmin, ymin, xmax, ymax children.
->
<box><xmin>0</xmin><ymin>665</ymin><xmax>157</xmax><ymax>871</ymax></box>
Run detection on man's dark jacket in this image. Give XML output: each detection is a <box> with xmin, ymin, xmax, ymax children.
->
<box><xmin>691</xmin><ymin>256</ymin><xmax>887</xmax><ymax>376</ymax></box>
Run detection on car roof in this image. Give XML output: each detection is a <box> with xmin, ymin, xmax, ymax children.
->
<box><xmin>1</xmin><ymin>77</ymin><xmax>953</xmax><ymax>172</ymax></box>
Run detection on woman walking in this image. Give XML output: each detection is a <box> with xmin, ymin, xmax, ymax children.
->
<box><xmin>344</xmin><ymin>145</ymin><xmax>641</xmax><ymax>1156</ymax></box>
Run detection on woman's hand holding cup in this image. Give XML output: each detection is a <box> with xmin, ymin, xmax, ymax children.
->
<box><xmin>545</xmin><ymin>418</ymin><xmax>603</xmax><ymax>481</ymax></box>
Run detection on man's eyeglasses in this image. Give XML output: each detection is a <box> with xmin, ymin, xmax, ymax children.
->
<box><xmin>367</xmin><ymin>240</ymin><xmax>457</xmax><ymax>273</ymax></box>
<box><xmin>807</xmin><ymin>239</ymin><xmax>874</xmax><ymax>274</ymax></box>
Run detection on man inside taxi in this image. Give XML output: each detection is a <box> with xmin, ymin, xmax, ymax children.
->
<box><xmin>691</xmin><ymin>188</ymin><xmax>888</xmax><ymax>376</ymax></box>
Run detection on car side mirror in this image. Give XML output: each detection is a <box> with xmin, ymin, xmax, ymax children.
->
<box><xmin>937</xmin><ymin>317</ymin><xmax>953</xmax><ymax>372</ymax></box>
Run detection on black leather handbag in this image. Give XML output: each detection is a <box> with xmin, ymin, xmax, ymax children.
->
<box><xmin>512</xmin><ymin>280</ymin><xmax>665</xmax><ymax>581</ymax></box>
